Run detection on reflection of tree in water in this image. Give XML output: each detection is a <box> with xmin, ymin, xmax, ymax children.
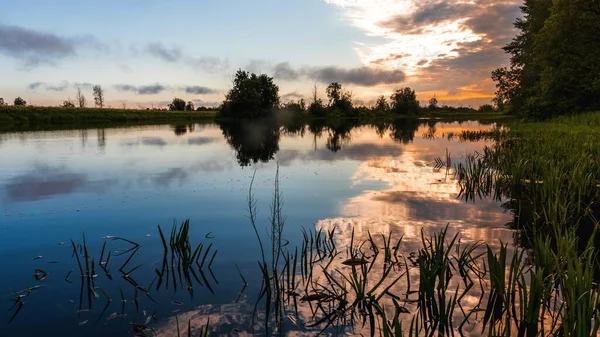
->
<box><xmin>219</xmin><ymin>119</ymin><xmax>281</xmax><ymax>167</ymax></box>
<box><xmin>171</xmin><ymin>124</ymin><xmax>197</xmax><ymax>136</ymax></box>
<box><xmin>172</xmin><ymin>124</ymin><xmax>188</xmax><ymax>136</ymax></box>
<box><xmin>324</xmin><ymin>119</ymin><xmax>355</xmax><ymax>152</ymax></box>
<box><xmin>220</xmin><ymin>118</ymin><xmax>427</xmax><ymax>166</ymax></box>
<box><xmin>389</xmin><ymin>118</ymin><xmax>422</xmax><ymax>144</ymax></box>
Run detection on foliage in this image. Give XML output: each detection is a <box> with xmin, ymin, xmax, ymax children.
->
<box><xmin>62</xmin><ymin>99</ymin><xmax>75</xmax><ymax>108</ymax></box>
<box><xmin>0</xmin><ymin>105</ymin><xmax>216</xmax><ymax>129</ymax></box>
<box><xmin>0</xmin><ymin>98</ymin><xmax>6</xmax><ymax>106</ymax></box>
<box><xmin>428</xmin><ymin>97</ymin><xmax>438</xmax><ymax>110</ymax></box>
<box><xmin>493</xmin><ymin>0</ymin><xmax>600</xmax><ymax>118</ymax></box>
<box><xmin>478</xmin><ymin>104</ymin><xmax>495</xmax><ymax>113</ymax></box>
<box><xmin>169</xmin><ymin>98</ymin><xmax>186</xmax><ymax>111</ymax></box>
<box><xmin>185</xmin><ymin>101</ymin><xmax>195</xmax><ymax>111</ymax></box>
<box><xmin>375</xmin><ymin>95</ymin><xmax>389</xmax><ymax>112</ymax></box>
<box><xmin>390</xmin><ymin>87</ymin><xmax>420</xmax><ymax>115</ymax></box>
<box><xmin>75</xmin><ymin>88</ymin><xmax>86</xmax><ymax>108</ymax></box>
<box><xmin>14</xmin><ymin>97</ymin><xmax>27</xmax><ymax>106</ymax></box>
<box><xmin>326</xmin><ymin>82</ymin><xmax>353</xmax><ymax>115</ymax></box>
<box><xmin>218</xmin><ymin>69</ymin><xmax>280</xmax><ymax>119</ymax></box>
<box><xmin>93</xmin><ymin>85</ymin><xmax>104</xmax><ymax>108</ymax></box>
<box><xmin>281</xmin><ymin>99</ymin><xmax>306</xmax><ymax>113</ymax></box>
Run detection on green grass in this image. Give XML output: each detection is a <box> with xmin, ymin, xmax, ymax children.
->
<box><xmin>0</xmin><ymin>105</ymin><xmax>217</xmax><ymax>128</ymax></box>
<box><xmin>455</xmin><ymin>111</ymin><xmax>600</xmax><ymax>237</ymax></box>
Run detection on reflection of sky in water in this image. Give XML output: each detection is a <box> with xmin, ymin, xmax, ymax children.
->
<box><xmin>0</xmin><ymin>121</ymin><xmax>512</xmax><ymax>336</ymax></box>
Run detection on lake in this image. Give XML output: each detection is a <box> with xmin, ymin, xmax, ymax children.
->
<box><xmin>0</xmin><ymin>120</ymin><xmax>513</xmax><ymax>336</ymax></box>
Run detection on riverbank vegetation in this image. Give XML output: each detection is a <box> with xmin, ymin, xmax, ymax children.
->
<box><xmin>492</xmin><ymin>0</ymin><xmax>600</xmax><ymax>119</ymax></box>
<box><xmin>216</xmin><ymin>70</ymin><xmax>500</xmax><ymax>122</ymax></box>
<box><xmin>0</xmin><ymin>106</ymin><xmax>216</xmax><ymax>129</ymax></box>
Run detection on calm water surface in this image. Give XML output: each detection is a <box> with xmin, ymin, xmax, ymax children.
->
<box><xmin>0</xmin><ymin>121</ymin><xmax>512</xmax><ymax>336</ymax></box>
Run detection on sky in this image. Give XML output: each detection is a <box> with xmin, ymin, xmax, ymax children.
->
<box><xmin>0</xmin><ymin>0</ymin><xmax>522</xmax><ymax>108</ymax></box>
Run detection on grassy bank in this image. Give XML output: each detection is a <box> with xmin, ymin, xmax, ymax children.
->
<box><xmin>455</xmin><ymin>111</ymin><xmax>600</xmax><ymax>249</ymax></box>
<box><xmin>0</xmin><ymin>105</ymin><xmax>507</xmax><ymax>132</ymax></box>
<box><xmin>0</xmin><ymin>106</ymin><xmax>217</xmax><ymax>128</ymax></box>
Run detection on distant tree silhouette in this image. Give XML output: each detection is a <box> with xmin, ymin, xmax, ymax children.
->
<box><xmin>375</xmin><ymin>95</ymin><xmax>389</xmax><ymax>112</ymax></box>
<box><xmin>14</xmin><ymin>97</ymin><xmax>27</xmax><ymax>106</ymax></box>
<box><xmin>185</xmin><ymin>101</ymin><xmax>195</xmax><ymax>111</ymax></box>
<box><xmin>0</xmin><ymin>98</ymin><xmax>6</xmax><ymax>106</ymax></box>
<box><xmin>428</xmin><ymin>97</ymin><xmax>438</xmax><ymax>110</ymax></box>
<box><xmin>169</xmin><ymin>98</ymin><xmax>186</xmax><ymax>111</ymax></box>
<box><xmin>93</xmin><ymin>85</ymin><xmax>104</xmax><ymax>108</ymax></box>
<box><xmin>326</xmin><ymin>82</ymin><xmax>353</xmax><ymax>114</ymax></box>
<box><xmin>62</xmin><ymin>99</ymin><xmax>75</xmax><ymax>108</ymax></box>
<box><xmin>390</xmin><ymin>87</ymin><xmax>419</xmax><ymax>115</ymax></box>
<box><xmin>76</xmin><ymin>88</ymin><xmax>86</xmax><ymax>108</ymax></box>
<box><xmin>478</xmin><ymin>104</ymin><xmax>495</xmax><ymax>113</ymax></box>
<box><xmin>218</xmin><ymin>69</ymin><xmax>280</xmax><ymax>119</ymax></box>
<box><xmin>308</xmin><ymin>84</ymin><xmax>327</xmax><ymax>117</ymax></box>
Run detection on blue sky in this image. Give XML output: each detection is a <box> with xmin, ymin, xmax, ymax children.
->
<box><xmin>0</xmin><ymin>0</ymin><xmax>522</xmax><ymax>108</ymax></box>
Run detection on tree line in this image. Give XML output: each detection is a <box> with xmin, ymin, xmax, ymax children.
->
<box><xmin>493</xmin><ymin>0</ymin><xmax>600</xmax><ymax>118</ymax></box>
<box><xmin>216</xmin><ymin>69</ymin><xmax>493</xmax><ymax>120</ymax></box>
<box><xmin>0</xmin><ymin>85</ymin><xmax>106</xmax><ymax>109</ymax></box>
<box><xmin>0</xmin><ymin>86</ymin><xmax>213</xmax><ymax>111</ymax></box>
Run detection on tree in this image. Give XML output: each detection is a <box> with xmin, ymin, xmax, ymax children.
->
<box><xmin>0</xmin><ymin>98</ymin><xmax>6</xmax><ymax>106</ymax></box>
<box><xmin>308</xmin><ymin>84</ymin><xmax>326</xmax><ymax>117</ymax></box>
<box><xmin>375</xmin><ymin>95</ymin><xmax>389</xmax><ymax>112</ymax></box>
<box><xmin>169</xmin><ymin>98</ymin><xmax>186</xmax><ymax>111</ymax></box>
<box><xmin>76</xmin><ymin>88</ymin><xmax>86</xmax><ymax>108</ymax></box>
<box><xmin>326</xmin><ymin>82</ymin><xmax>342</xmax><ymax>106</ymax></box>
<box><xmin>428</xmin><ymin>97</ymin><xmax>438</xmax><ymax>110</ymax></box>
<box><xmin>219</xmin><ymin>69</ymin><xmax>280</xmax><ymax>119</ymax></box>
<box><xmin>326</xmin><ymin>82</ymin><xmax>353</xmax><ymax>114</ymax></box>
<box><xmin>390</xmin><ymin>87</ymin><xmax>420</xmax><ymax>115</ymax></box>
<box><xmin>185</xmin><ymin>101</ymin><xmax>195</xmax><ymax>111</ymax></box>
<box><xmin>14</xmin><ymin>97</ymin><xmax>27</xmax><ymax>106</ymax></box>
<box><xmin>93</xmin><ymin>85</ymin><xmax>104</xmax><ymax>108</ymax></box>
<box><xmin>492</xmin><ymin>0</ymin><xmax>600</xmax><ymax>118</ymax></box>
<box><xmin>62</xmin><ymin>99</ymin><xmax>75</xmax><ymax>108</ymax></box>
<box><xmin>479</xmin><ymin>104</ymin><xmax>495</xmax><ymax>113</ymax></box>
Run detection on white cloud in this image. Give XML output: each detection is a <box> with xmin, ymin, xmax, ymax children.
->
<box><xmin>323</xmin><ymin>0</ymin><xmax>484</xmax><ymax>74</ymax></box>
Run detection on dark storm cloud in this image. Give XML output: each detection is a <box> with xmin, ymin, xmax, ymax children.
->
<box><xmin>304</xmin><ymin>66</ymin><xmax>405</xmax><ymax>86</ymax></box>
<box><xmin>0</xmin><ymin>24</ymin><xmax>75</xmax><ymax>66</ymax></box>
<box><xmin>271</xmin><ymin>63</ymin><xmax>406</xmax><ymax>86</ymax></box>
<box><xmin>273</xmin><ymin>62</ymin><xmax>300</xmax><ymax>81</ymax></box>
<box><xmin>138</xmin><ymin>84</ymin><xmax>166</xmax><ymax>95</ymax></box>
<box><xmin>28</xmin><ymin>82</ymin><xmax>44</xmax><ymax>90</ymax></box>
<box><xmin>0</xmin><ymin>24</ymin><xmax>102</xmax><ymax>68</ymax></box>
<box><xmin>379</xmin><ymin>1</ymin><xmax>517</xmax><ymax>39</ymax></box>
<box><xmin>114</xmin><ymin>84</ymin><xmax>168</xmax><ymax>95</ymax></box>
<box><xmin>27</xmin><ymin>81</ymin><xmax>72</xmax><ymax>92</ymax></box>
<box><xmin>145</xmin><ymin>42</ymin><xmax>229</xmax><ymax>73</ymax></box>
<box><xmin>114</xmin><ymin>84</ymin><xmax>137</xmax><ymax>93</ymax></box>
<box><xmin>73</xmin><ymin>82</ymin><xmax>94</xmax><ymax>90</ymax></box>
<box><xmin>183</xmin><ymin>86</ymin><xmax>217</xmax><ymax>95</ymax></box>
